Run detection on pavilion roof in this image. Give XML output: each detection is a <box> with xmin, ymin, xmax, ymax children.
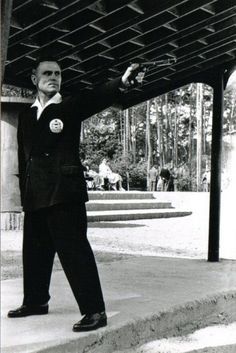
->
<box><xmin>4</xmin><ymin>0</ymin><xmax>236</xmax><ymax>108</ymax></box>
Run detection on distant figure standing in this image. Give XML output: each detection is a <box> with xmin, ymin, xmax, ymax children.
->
<box><xmin>160</xmin><ymin>167</ymin><xmax>171</xmax><ymax>191</ymax></box>
<box><xmin>167</xmin><ymin>168</ymin><xmax>175</xmax><ymax>191</ymax></box>
<box><xmin>149</xmin><ymin>165</ymin><xmax>158</xmax><ymax>191</ymax></box>
<box><xmin>202</xmin><ymin>169</ymin><xmax>211</xmax><ymax>192</ymax></box>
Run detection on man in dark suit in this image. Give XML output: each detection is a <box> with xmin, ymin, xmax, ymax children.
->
<box><xmin>7</xmin><ymin>58</ymin><xmax>144</xmax><ymax>331</ymax></box>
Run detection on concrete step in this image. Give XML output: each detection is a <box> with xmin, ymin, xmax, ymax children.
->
<box><xmin>86</xmin><ymin>199</ymin><xmax>172</xmax><ymax>211</ymax></box>
<box><xmin>87</xmin><ymin>209</ymin><xmax>192</xmax><ymax>222</ymax></box>
<box><xmin>88</xmin><ymin>191</ymin><xmax>155</xmax><ymax>200</ymax></box>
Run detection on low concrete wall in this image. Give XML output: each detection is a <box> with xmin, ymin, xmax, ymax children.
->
<box><xmin>1</xmin><ymin>103</ymin><xmax>20</xmax><ymax>211</ymax></box>
<box><xmin>35</xmin><ymin>291</ymin><xmax>236</xmax><ymax>353</ymax></box>
<box><xmin>1</xmin><ymin>100</ymin><xmax>32</xmax><ymax>212</ymax></box>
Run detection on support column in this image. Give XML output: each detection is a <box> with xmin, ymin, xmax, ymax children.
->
<box><xmin>208</xmin><ymin>72</ymin><xmax>224</xmax><ymax>262</ymax></box>
<box><xmin>1</xmin><ymin>0</ymin><xmax>13</xmax><ymax>81</ymax></box>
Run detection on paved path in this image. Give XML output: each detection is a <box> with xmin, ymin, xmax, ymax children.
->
<box><xmin>2</xmin><ymin>256</ymin><xmax>236</xmax><ymax>353</ymax></box>
<box><xmin>1</xmin><ymin>192</ymin><xmax>236</xmax><ymax>352</ymax></box>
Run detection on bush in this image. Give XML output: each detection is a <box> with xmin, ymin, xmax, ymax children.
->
<box><xmin>129</xmin><ymin>162</ymin><xmax>147</xmax><ymax>190</ymax></box>
<box><xmin>109</xmin><ymin>158</ymin><xmax>147</xmax><ymax>190</ymax></box>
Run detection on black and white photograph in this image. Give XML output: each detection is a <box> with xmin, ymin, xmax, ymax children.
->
<box><xmin>1</xmin><ymin>1</ymin><xmax>236</xmax><ymax>352</ymax></box>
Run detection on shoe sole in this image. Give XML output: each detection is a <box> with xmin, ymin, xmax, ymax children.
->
<box><xmin>73</xmin><ymin>319</ymin><xmax>107</xmax><ymax>332</ymax></box>
<box><xmin>8</xmin><ymin>309</ymin><xmax>49</xmax><ymax>318</ymax></box>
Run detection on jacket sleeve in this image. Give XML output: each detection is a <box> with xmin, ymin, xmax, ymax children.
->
<box><xmin>71</xmin><ymin>77</ymin><xmax>124</xmax><ymax>120</ymax></box>
<box><xmin>17</xmin><ymin>115</ymin><xmax>26</xmax><ymax>205</ymax></box>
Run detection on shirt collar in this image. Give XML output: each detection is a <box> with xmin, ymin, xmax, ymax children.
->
<box><xmin>31</xmin><ymin>92</ymin><xmax>62</xmax><ymax>109</ymax></box>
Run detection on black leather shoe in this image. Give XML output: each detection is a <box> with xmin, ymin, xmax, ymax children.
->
<box><xmin>73</xmin><ymin>312</ymin><xmax>107</xmax><ymax>332</ymax></box>
<box><xmin>8</xmin><ymin>304</ymin><xmax>49</xmax><ymax>318</ymax></box>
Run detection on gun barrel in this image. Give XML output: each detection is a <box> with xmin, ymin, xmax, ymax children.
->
<box><xmin>141</xmin><ymin>59</ymin><xmax>176</xmax><ymax>66</ymax></box>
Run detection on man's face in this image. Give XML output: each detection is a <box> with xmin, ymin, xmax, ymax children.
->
<box><xmin>31</xmin><ymin>61</ymin><xmax>62</xmax><ymax>97</ymax></box>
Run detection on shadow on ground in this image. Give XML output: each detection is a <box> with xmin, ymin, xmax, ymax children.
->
<box><xmin>88</xmin><ymin>222</ymin><xmax>145</xmax><ymax>228</ymax></box>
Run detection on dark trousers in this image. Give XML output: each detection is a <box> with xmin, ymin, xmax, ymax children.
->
<box><xmin>22</xmin><ymin>203</ymin><xmax>105</xmax><ymax>315</ymax></box>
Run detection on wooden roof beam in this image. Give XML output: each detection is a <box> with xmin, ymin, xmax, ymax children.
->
<box><xmin>9</xmin><ymin>0</ymin><xmax>98</xmax><ymax>46</ymax></box>
<box><xmin>121</xmin><ymin>35</ymin><xmax>236</xmax><ymax>88</ymax></box>
<box><xmin>19</xmin><ymin>41</ymin><xmax>40</xmax><ymax>49</ymax></box>
<box><xmin>10</xmin><ymin>16</ymin><xmax>23</xmax><ymax>30</ymax></box>
<box><xmin>88</xmin><ymin>1</ymin><xmax>107</xmax><ymax>16</ymax></box>
<box><xmin>41</xmin><ymin>0</ymin><xmax>59</xmax><ymax>11</ymax></box>
<box><xmin>145</xmin><ymin>41</ymin><xmax>236</xmax><ymax>88</ymax></box>
<box><xmin>176</xmin><ymin>0</ymin><xmax>217</xmax><ymax>16</ymax></box>
<box><xmin>76</xmin><ymin>8</ymin><xmax>235</xmax><ymax>84</ymax></box>
<box><xmin>57</xmin><ymin>39</ymin><xmax>75</xmax><ymax>47</ymax></box>
<box><xmin>178</xmin><ymin>27</ymin><xmax>236</xmax><ymax>62</ymax></box>
<box><xmin>167</xmin><ymin>8</ymin><xmax>179</xmax><ymax>17</ymax></box>
<box><xmin>25</xmin><ymin>0</ymin><xmax>188</xmax><ymax>66</ymax></box>
<box><xmin>12</xmin><ymin>0</ymin><xmax>33</xmax><ymax>12</ymax></box>
<box><xmin>201</xmin><ymin>4</ymin><xmax>216</xmax><ymax>15</ymax></box>
<box><xmin>61</xmin><ymin>15</ymin><xmax>235</xmax><ymax>88</ymax></box>
<box><xmin>126</xmin><ymin>1</ymin><xmax>144</xmax><ymax>15</ymax></box>
<box><xmin>89</xmin><ymin>23</ymin><xmax>106</xmax><ymax>33</ymax></box>
<box><xmin>7</xmin><ymin>0</ymin><xmax>147</xmax><ymax>68</ymax></box>
<box><xmin>51</xmin><ymin>25</ymin><xmax>70</xmax><ymax>33</ymax></box>
<box><xmin>114</xmin><ymin>8</ymin><xmax>235</xmax><ymax>68</ymax></box>
<box><xmin>198</xmin><ymin>38</ymin><xmax>208</xmax><ymax>45</ymax></box>
<box><xmin>129</xmin><ymin>38</ymin><xmax>145</xmax><ymax>47</ymax></box>
<box><xmin>163</xmin><ymin>23</ymin><xmax>178</xmax><ymax>32</ymax></box>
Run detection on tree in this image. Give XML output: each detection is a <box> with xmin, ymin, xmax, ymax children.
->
<box><xmin>78</xmin><ymin>79</ymin><xmax>235</xmax><ymax>191</ymax></box>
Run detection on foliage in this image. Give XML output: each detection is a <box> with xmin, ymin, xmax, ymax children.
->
<box><xmin>79</xmin><ymin>80</ymin><xmax>236</xmax><ymax>191</ymax></box>
<box><xmin>80</xmin><ymin>108</ymin><xmax>122</xmax><ymax>170</ymax></box>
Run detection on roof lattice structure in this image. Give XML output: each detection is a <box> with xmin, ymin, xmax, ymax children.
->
<box><xmin>3</xmin><ymin>0</ymin><xmax>236</xmax><ymax>107</ymax></box>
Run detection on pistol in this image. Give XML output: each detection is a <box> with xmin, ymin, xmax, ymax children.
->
<box><xmin>138</xmin><ymin>58</ymin><xmax>177</xmax><ymax>68</ymax></box>
<box><xmin>128</xmin><ymin>58</ymin><xmax>176</xmax><ymax>86</ymax></box>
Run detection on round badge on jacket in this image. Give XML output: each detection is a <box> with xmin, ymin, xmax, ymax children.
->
<box><xmin>49</xmin><ymin>119</ymin><xmax>64</xmax><ymax>133</ymax></box>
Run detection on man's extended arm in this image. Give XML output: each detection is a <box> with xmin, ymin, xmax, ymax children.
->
<box><xmin>70</xmin><ymin>64</ymin><xmax>145</xmax><ymax>120</ymax></box>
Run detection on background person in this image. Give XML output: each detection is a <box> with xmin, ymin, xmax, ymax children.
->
<box><xmin>149</xmin><ymin>165</ymin><xmax>158</xmax><ymax>191</ymax></box>
<box><xmin>160</xmin><ymin>167</ymin><xmax>171</xmax><ymax>191</ymax></box>
<box><xmin>99</xmin><ymin>158</ymin><xmax>124</xmax><ymax>191</ymax></box>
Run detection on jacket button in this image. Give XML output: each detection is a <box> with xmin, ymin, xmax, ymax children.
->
<box><xmin>44</xmin><ymin>153</ymin><xmax>49</xmax><ymax>157</ymax></box>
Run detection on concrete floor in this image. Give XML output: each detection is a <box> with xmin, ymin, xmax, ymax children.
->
<box><xmin>1</xmin><ymin>192</ymin><xmax>236</xmax><ymax>353</ymax></box>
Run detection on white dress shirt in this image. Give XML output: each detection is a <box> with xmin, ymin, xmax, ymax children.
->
<box><xmin>31</xmin><ymin>93</ymin><xmax>62</xmax><ymax>120</ymax></box>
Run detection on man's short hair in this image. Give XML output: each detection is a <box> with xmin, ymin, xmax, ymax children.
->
<box><xmin>32</xmin><ymin>56</ymin><xmax>61</xmax><ymax>73</ymax></box>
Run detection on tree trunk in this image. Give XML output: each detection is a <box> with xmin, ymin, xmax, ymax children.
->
<box><xmin>164</xmin><ymin>94</ymin><xmax>169</xmax><ymax>163</ymax></box>
<box><xmin>161</xmin><ymin>96</ymin><xmax>166</xmax><ymax>166</ymax></box>
<box><xmin>131</xmin><ymin>107</ymin><xmax>136</xmax><ymax>163</ymax></box>
<box><xmin>124</xmin><ymin>109</ymin><xmax>130</xmax><ymax>190</ymax></box>
<box><xmin>123</xmin><ymin>109</ymin><xmax>129</xmax><ymax>156</ymax></box>
<box><xmin>146</xmin><ymin>100</ymin><xmax>151</xmax><ymax>190</ymax></box>
<box><xmin>174</xmin><ymin>99</ymin><xmax>179</xmax><ymax>168</ymax></box>
<box><xmin>189</xmin><ymin>84</ymin><xmax>194</xmax><ymax>191</ymax></box>
<box><xmin>155</xmin><ymin>98</ymin><xmax>162</xmax><ymax>168</ymax></box>
<box><xmin>196</xmin><ymin>83</ymin><xmax>203</xmax><ymax>191</ymax></box>
<box><xmin>80</xmin><ymin>121</ymin><xmax>84</xmax><ymax>142</ymax></box>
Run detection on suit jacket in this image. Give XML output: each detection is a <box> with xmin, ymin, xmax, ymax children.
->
<box><xmin>17</xmin><ymin>78</ymin><xmax>122</xmax><ymax>211</ymax></box>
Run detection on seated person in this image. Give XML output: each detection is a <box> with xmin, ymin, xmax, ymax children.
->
<box><xmin>99</xmin><ymin>159</ymin><xmax>124</xmax><ymax>191</ymax></box>
<box><xmin>84</xmin><ymin>165</ymin><xmax>104</xmax><ymax>190</ymax></box>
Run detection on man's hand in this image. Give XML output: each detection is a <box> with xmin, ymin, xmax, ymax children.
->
<box><xmin>121</xmin><ymin>63</ymin><xmax>146</xmax><ymax>87</ymax></box>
